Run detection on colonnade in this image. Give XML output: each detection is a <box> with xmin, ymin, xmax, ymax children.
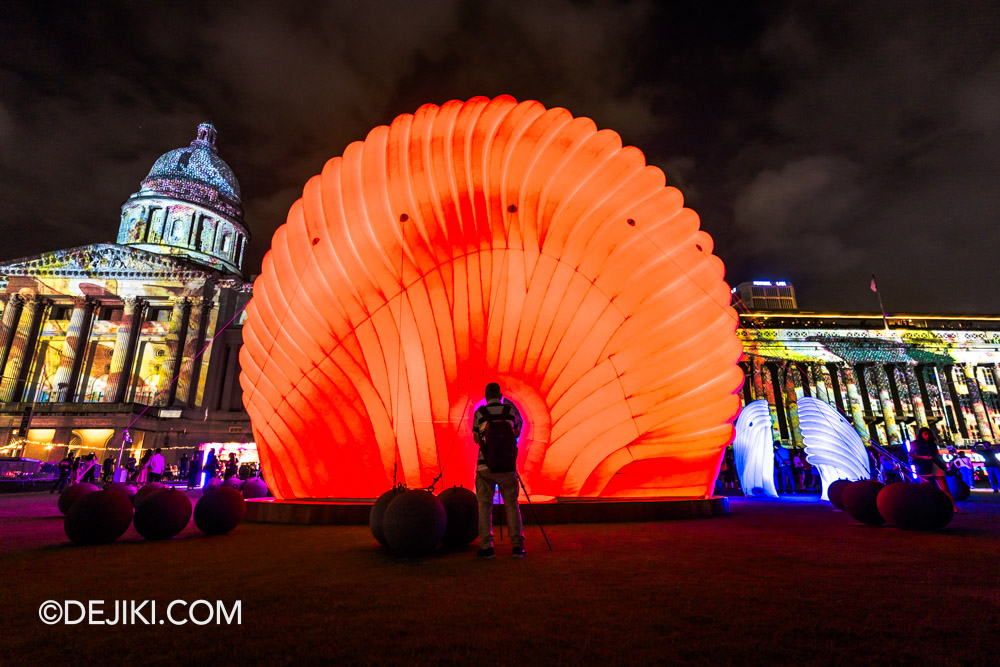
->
<box><xmin>0</xmin><ymin>293</ymin><xmax>215</xmax><ymax>406</ymax></box>
<box><xmin>741</xmin><ymin>357</ymin><xmax>1000</xmax><ymax>447</ymax></box>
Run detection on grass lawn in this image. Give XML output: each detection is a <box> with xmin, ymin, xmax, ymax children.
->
<box><xmin>1</xmin><ymin>490</ymin><xmax>998</xmax><ymax>665</ymax></box>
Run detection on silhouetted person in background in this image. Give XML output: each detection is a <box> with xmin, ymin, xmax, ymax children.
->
<box><xmin>101</xmin><ymin>456</ymin><xmax>114</xmax><ymax>484</ymax></box>
<box><xmin>51</xmin><ymin>453</ymin><xmax>74</xmax><ymax>493</ymax></box>
<box><xmin>188</xmin><ymin>453</ymin><xmax>202</xmax><ymax>489</ymax></box>
<box><xmin>911</xmin><ymin>427</ymin><xmax>960</xmax><ymax>512</ymax></box>
<box><xmin>981</xmin><ymin>443</ymin><xmax>1000</xmax><ymax>492</ymax></box>
<box><xmin>774</xmin><ymin>442</ymin><xmax>795</xmax><ymax>494</ymax></box>
<box><xmin>204</xmin><ymin>449</ymin><xmax>219</xmax><ymax>487</ymax></box>
<box><xmin>225</xmin><ymin>453</ymin><xmax>239</xmax><ymax>480</ymax></box>
<box><xmin>148</xmin><ymin>448</ymin><xmax>165</xmax><ymax>483</ymax></box>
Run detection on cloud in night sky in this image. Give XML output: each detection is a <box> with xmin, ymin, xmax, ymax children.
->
<box><xmin>1</xmin><ymin>0</ymin><xmax>998</xmax><ymax>313</ymax></box>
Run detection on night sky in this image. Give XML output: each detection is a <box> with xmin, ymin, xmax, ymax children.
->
<box><xmin>2</xmin><ymin>1</ymin><xmax>998</xmax><ymax>313</ymax></box>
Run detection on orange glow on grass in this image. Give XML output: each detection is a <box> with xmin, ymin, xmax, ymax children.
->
<box><xmin>240</xmin><ymin>96</ymin><xmax>743</xmax><ymax>500</ymax></box>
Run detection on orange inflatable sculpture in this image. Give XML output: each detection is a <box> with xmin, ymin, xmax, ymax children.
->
<box><xmin>240</xmin><ymin>96</ymin><xmax>743</xmax><ymax>500</ymax></box>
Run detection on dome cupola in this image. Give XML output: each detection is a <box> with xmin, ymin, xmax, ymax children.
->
<box><xmin>117</xmin><ymin>123</ymin><xmax>250</xmax><ymax>276</ymax></box>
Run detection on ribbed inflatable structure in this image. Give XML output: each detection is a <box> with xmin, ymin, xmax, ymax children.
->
<box><xmin>798</xmin><ymin>397</ymin><xmax>871</xmax><ymax>500</ymax></box>
<box><xmin>240</xmin><ymin>95</ymin><xmax>743</xmax><ymax>500</ymax></box>
<box><xmin>733</xmin><ymin>399</ymin><xmax>777</xmax><ymax>498</ymax></box>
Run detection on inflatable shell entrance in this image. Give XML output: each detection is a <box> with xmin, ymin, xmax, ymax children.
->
<box><xmin>240</xmin><ymin>95</ymin><xmax>743</xmax><ymax>500</ymax></box>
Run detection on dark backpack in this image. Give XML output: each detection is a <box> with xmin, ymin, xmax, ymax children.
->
<box><xmin>477</xmin><ymin>403</ymin><xmax>518</xmax><ymax>473</ymax></box>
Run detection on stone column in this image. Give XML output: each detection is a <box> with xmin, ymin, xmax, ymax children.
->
<box><xmin>104</xmin><ymin>297</ymin><xmax>145</xmax><ymax>403</ymax></box>
<box><xmin>750</xmin><ymin>355</ymin><xmax>765</xmax><ymax>401</ymax></box>
<box><xmin>812</xmin><ymin>364</ymin><xmax>829</xmax><ymax>404</ymax></box>
<box><xmin>943</xmin><ymin>365</ymin><xmax>969</xmax><ymax>444</ymax></box>
<box><xmin>0</xmin><ymin>295</ymin><xmax>25</xmax><ymax>374</ymax></box>
<box><xmin>761</xmin><ymin>361</ymin><xmax>782</xmax><ymax>443</ymax></box>
<box><xmin>173</xmin><ymin>297</ymin><xmax>204</xmax><ymax>405</ymax></box>
<box><xmin>963</xmin><ymin>364</ymin><xmax>996</xmax><ymax>441</ymax></box>
<box><xmin>901</xmin><ymin>364</ymin><xmax>929</xmax><ymax>429</ymax></box>
<box><xmin>191</xmin><ymin>298</ymin><xmax>217</xmax><ymax>407</ymax></box>
<box><xmin>869</xmin><ymin>365</ymin><xmax>902</xmax><ymax>444</ymax></box>
<box><xmin>156</xmin><ymin>298</ymin><xmax>190</xmax><ymax>406</ymax></box>
<box><xmin>51</xmin><ymin>297</ymin><xmax>91</xmax><ymax>402</ymax></box>
<box><xmin>840</xmin><ymin>365</ymin><xmax>869</xmax><ymax>435</ymax></box>
<box><xmin>0</xmin><ymin>296</ymin><xmax>47</xmax><ymax>402</ymax></box>
<box><xmin>784</xmin><ymin>364</ymin><xmax>803</xmax><ymax>448</ymax></box>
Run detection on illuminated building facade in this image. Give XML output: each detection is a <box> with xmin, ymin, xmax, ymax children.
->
<box><xmin>739</xmin><ymin>310</ymin><xmax>1000</xmax><ymax>450</ymax></box>
<box><xmin>0</xmin><ymin>124</ymin><xmax>251</xmax><ymax>466</ymax></box>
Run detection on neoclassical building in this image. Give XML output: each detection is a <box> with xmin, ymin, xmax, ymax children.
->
<box><xmin>739</xmin><ymin>311</ymin><xmax>1000</xmax><ymax>450</ymax></box>
<box><xmin>3</xmin><ymin>124</ymin><xmax>1000</xmax><ymax>472</ymax></box>
<box><xmin>0</xmin><ymin>124</ymin><xmax>252</xmax><ymax>464</ymax></box>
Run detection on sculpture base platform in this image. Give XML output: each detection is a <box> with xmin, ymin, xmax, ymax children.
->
<box><xmin>245</xmin><ymin>496</ymin><xmax>729</xmax><ymax>525</ymax></box>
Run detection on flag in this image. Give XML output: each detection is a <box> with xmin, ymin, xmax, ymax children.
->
<box><xmin>870</xmin><ymin>274</ymin><xmax>877</xmax><ymax>293</ymax></box>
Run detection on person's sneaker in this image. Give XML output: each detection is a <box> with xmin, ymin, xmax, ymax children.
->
<box><xmin>477</xmin><ymin>547</ymin><xmax>495</xmax><ymax>560</ymax></box>
<box><xmin>512</xmin><ymin>547</ymin><xmax>526</xmax><ymax>558</ymax></box>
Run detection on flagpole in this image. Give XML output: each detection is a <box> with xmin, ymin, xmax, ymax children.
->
<box><xmin>871</xmin><ymin>273</ymin><xmax>889</xmax><ymax>331</ymax></box>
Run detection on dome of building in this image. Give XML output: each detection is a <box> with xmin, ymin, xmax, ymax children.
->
<box><xmin>117</xmin><ymin>123</ymin><xmax>250</xmax><ymax>277</ymax></box>
<box><xmin>139</xmin><ymin>123</ymin><xmax>243</xmax><ymax>220</ymax></box>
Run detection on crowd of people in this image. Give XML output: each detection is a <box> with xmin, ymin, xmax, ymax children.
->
<box><xmin>50</xmin><ymin>448</ymin><xmax>258</xmax><ymax>493</ymax></box>
<box><xmin>718</xmin><ymin>431</ymin><xmax>1000</xmax><ymax>498</ymax></box>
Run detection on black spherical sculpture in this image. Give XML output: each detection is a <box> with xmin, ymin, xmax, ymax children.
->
<box><xmin>382</xmin><ymin>489</ymin><xmax>447</xmax><ymax>556</ymax></box>
<box><xmin>841</xmin><ymin>480</ymin><xmax>886</xmax><ymax>525</ymax></box>
<box><xmin>134</xmin><ymin>489</ymin><xmax>192</xmax><ymax>540</ymax></box>
<box><xmin>877</xmin><ymin>482</ymin><xmax>954</xmax><ymax>530</ymax></box>
<box><xmin>241</xmin><ymin>478</ymin><xmax>269</xmax><ymax>499</ymax></box>
<box><xmin>133</xmin><ymin>482</ymin><xmax>165</xmax><ymax>507</ymax></box>
<box><xmin>947</xmin><ymin>476</ymin><xmax>971</xmax><ymax>502</ymax></box>
<box><xmin>828</xmin><ymin>479</ymin><xmax>852</xmax><ymax>510</ymax></box>
<box><xmin>438</xmin><ymin>486</ymin><xmax>478</xmax><ymax>548</ymax></box>
<box><xmin>369</xmin><ymin>486</ymin><xmax>406</xmax><ymax>547</ymax></box>
<box><xmin>64</xmin><ymin>489</ymin><xmax>135</xmax><ymax>545</ymax></box>
<box><xmin>106</xmin><ymin>482</ymin><xmax>138</xmax><ymax>500</ymax></box>
<box><xmin>58</xmin><ymin>483</ymin><xmax>100</xmax><ymax>515</ymax></box>
<box><xmin>193</xmin><ymin>487</ymin><xmax>246</xmax><ymax>535</ymax></box>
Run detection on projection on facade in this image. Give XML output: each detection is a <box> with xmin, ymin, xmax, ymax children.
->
<box><xmin>240</xmin><ymin>96</ymin><xmax>743</xmax><ymax>500</ymax></box>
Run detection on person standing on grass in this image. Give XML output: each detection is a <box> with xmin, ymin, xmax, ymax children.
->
<box><xmin>910</xmin><ymin>428</ymin><xmax>961</xmax><ymax>512</ymax></box>
<box><xmin>51</xmin><ymin>453</ymin><xmax>74</xmax><ymax>493</ymax></box>
<box><xmin>187</xmin><ymin>452</ymin><xmax>202</xmax><ymax>489</ymax></box>
<box><xmin>136</xmin><ymin>449</ymin><xmax>152</xmax><ymax>486</ymax></box>
<box><xmin>204</xmin><ymin>449</ymin><xmax>220</xmax><ymax>487</ymax></box>
<box><xmin>980</xmin><ymin>443</ymin><xmax>1000</xmax><ymax>493</ymax></box>
<box><xmin>101</xmin><ymin>456</ymin><xmax>114</xmax><ymax>484</ymax></box>
<box><xmin>148</xmin><ymin>448</ymin><xmax>166</xmax><ymax>483</ymax></box>
<box><xmin>774</xmin><ymin>442</ymin><xmax>795</xmax><ymax>494</ymax></box>
<box><xmin>952</xmin><ymin>450</ymin><xmax>974</xmax><ymax>488</ymax></box>
<box><xmin>225</xmin><ymin>452</ymin><xmax>239</xmax><ymax>480</ymax></box>
<box><xmin>473</xmin><ymin>382</ymin><xmax>525</xmax><ymax>560</ymax></box>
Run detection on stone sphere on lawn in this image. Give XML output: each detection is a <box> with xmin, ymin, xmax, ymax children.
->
<box><xmin>193</xmin><ymin>487</ymin><xmax>246</xmax><ymax>535</ymax></box>
<box><xmin>57</xmin><ymin>483</ymin><xmax>100</xmax><ymax>515</ymax></box>
<box><xmin>841</xmin><ymin>480</ymin><xmax>886</xmax><ymax>525</ymax></box>
<box><xmin>133</xmin><ymin>482</ymin><xmax>165</xmax><ymax>507</ymax></box>
<box><xmin>946</xmin><ymin>476</ymin><xmax>970</xmax><ymax>502</ymax></box>
<box><xmin>106</xmin><ymin>482</ymin><xmax>138</xmax><ymax>500</ymax></box>
<box><xmin>828</xmin><ymin>479</ymin><xmax>852</xmax><ymax>510</ymax></box>
<box><xmin>382</xmin><ymin>489</ymin><xmax>447</xmax><ymax>556</ymax></box>
<box><xmin>134</xmin><ymin>489</ymin><xmax>192</xmax><ymax>540</ymax></box>
<box><xmin>64</xmin><ymin>489</ymin><xmax>135</xmax><ymax>545</ymax></box>
<box><xmin>369</xmin><ymin>486</ymin><xmax>406</xmax><ymax>547</ymax></box>
<box><xmin>877</xmin><ymin>481</ymin><xmax>953</xmax><ymax>530</ymax></box>
<box><xmin>438</xmin><ymin>486</ymin><xmax>478</xmax><ymax>548</ymax></box>
<box><xmin>241</xmin><ymin>477</ymin><xmax>269</xmax><ymax>499</ymax></box>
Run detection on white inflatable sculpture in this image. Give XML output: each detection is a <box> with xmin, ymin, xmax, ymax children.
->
<box><xmin>733</xmin><ymin>399</ymin><xmax>777</xmax><ymax>497</ymax></box>
<box><xmin>797</xmin><ymin>396</ymin><xmax>870</xmax><ymax>500</ymax></box>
